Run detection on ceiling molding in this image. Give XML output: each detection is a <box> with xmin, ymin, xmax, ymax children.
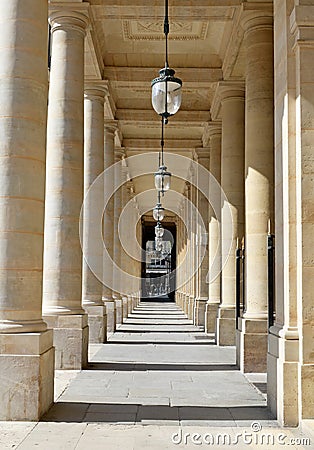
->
<box><xmin>92</xmin><ymin>3</ymin><xmax>240</xmax><ymax>21</ymax></box>
<box><xmin>103</xmin><ymin>66</ymin><xmax>222</xmax><ymax>83</ymax></box>
<box><xmin>116</xmin><ymin>109</ymin><xmax>210</xmax><ymax>124</ymax></box>
<box><xmin>123</xmin><ymin>138</ymin><xmax>202</xmax><ymax>150</ymax></box>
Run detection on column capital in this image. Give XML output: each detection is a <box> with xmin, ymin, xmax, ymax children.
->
<box><xmin>104</xmin><ymin>119</ymin><xmax>119</xmax><ymax>135</ymax></box>
<box><xmin>84</xmin><ymin>81</ymin><xmax>109</xmax><ymax>102</ymax></box>
<box><xmin>195</xmin><ymin>147</ymin><xmax>210</xmax><ymax>160</ymax></box>
<box><xmin>49</xmin><ymin>3</ymin><xmax>90</xmax><ymax>35</ymax></box>
<box><xmin>184</xmin><ymin>182</ymin><xmax>191</xmax><ymax>197</ymax></box>
<box><xmin>211</xmin><ymin>81</ymin><xmax>245</xmax><ymax>120</ymax></box>
<box><xmin>126</xmin><ymin>180</ymin><xmax>135</xmax><ymax>198</ymax></box>
<box><xmin>202</xmin><ymin>121</ymin><xmax>222</xmax><ymax>147</ymax></box>
<box><xmin>240</xmin><ymin>4</ymin><xmax>273</xmax><ymax>36</ymax></box>
<box><xmin>114</xmin><ymin>147</ymin><xmax>125</xmax><ymax>162</ymax></box>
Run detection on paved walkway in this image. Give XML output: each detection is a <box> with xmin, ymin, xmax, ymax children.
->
<box><xmin>1</xmin><ymin>302</ymin><xmax>312</xmax><ymax>449</ymax></box>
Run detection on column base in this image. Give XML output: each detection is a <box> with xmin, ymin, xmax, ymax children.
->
<box><xmin>176</xmin><ymin>292</ymin><xmax>183</xmax><ymax>308</ymax></box>
<box><xmin>84</xmin><ymin>304</ymin><xmax>107</xmax><ymax>343</ymax></box>
<box><xmin>114</xmin><ymin>298</ymin><xmax>123</xmax><ymax>326</ymax></box>
<box><xmin>132</xmin><ymin>296</ymin><xmax>137</xmax><ymax>310</ymax></box>
<box><xmin>103</xmin><ymin>301</ymin><xmax>116</xmax><ymax>336</ymax></box>
<box><xmin>187</xmin><ymin>295</ymin><xmax>194</xmax><ymax>320</ymax></box>
<box><xmin>0</xmin><ymin>330</ymin><xmax>54</xmax><ymax>420</ymax></box>
<box><xmin>216</xmin><ymin>306</ymin><xmax>236</xmax><ymax>346</ymax></box>
<box><xmin>122</xmin><ymin>296</ymin><xmax>128</xmax><ymax>320</ymax></box>
<box><xmin>267</xmin><ymin>326</ymin><xmax>299</xmax><ymax>426</ymax></box>
<box><xmin>205</xmin><ymin>302</ymin><xmax>219</xmax><ymax>335</ymax></box>
<box><xmin>44</xmin><ymin>314</ymin><xmax>88</xmax><ymax>370</ymax></box>
<box><xmin>300</xmin><ymin>363</ymin><xmax>314</xmax><ymax>420</ymax></box>
<box><xmin>182</xmin><ymin>294</ymin><xmax>188</xmax><ymax>314</ymax></box>
<box><xmin>236</xmin><ymin>317</ymin><xmax>268</xmax><ymax>372</ymax></box>
<box><xmin>194</xmin><ymin>298</ymin><xmax>207</xmax><ymax>327</ymax></box>
<box><xmin>127</xmin><ymin>295</ymin><xmax>133</xmax><ymax>314</ymax></box>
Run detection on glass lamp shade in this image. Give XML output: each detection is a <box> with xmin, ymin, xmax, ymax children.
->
<box><xmin>153</xmin><ymin>203</ymin><xmax>165</xmax><ymax>221</ymax></box>
<box><xmin>154</xmin><ymin>166</ymin><xmax>171</xmax><ymax>192</ymax></box>
<box><xmin>151</xmin><ymin>68</ymin><xmax>182</xmax><ymax>117</ymax></box>
<box><xmin>155</xmin><ymin>222</ymin><xmax>164</xmax><ymax>238</ymax></box>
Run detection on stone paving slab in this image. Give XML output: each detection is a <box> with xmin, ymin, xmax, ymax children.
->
<box><xmin>17</xmin><ymin>422</ymin><xmax>88</xmax><ymax>450</ymax></box>
<box><xmin>2</xmin><ymin>301</ymin><xmax>312</xmax><ymax>449</ymax></box>
<box><xmin>109</xmin><ymin>332</ymin><xmax>213</xmax><ymax>343</ymax></box>
<box><xmin>0</xmin><ymin>422</ymin><xmax>37</xmax><ymax>450</ymax></box>
<box><xmin>124</xmin><ymin>318</ymin><xmax>193</xmax><ymax>325</ymax></box>
<box><xmin>117</xmin><ymin>324</ymin><xmax>204</xmax><ymax>332</ymax></box>
<box><xmin>91</xmin><ymin>343</ymin><xmax>235</xmax><ymax>364</ymax></box>
<box><xmin>6</xmin><ymin>423</ymin><xmax>311</xmax><ymax>449</ymax></box>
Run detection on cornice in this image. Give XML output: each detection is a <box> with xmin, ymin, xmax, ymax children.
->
<box><xmin>290</xmin><ymin>5</ymin><xmax>314</xmax><ymax>50</ymax></box>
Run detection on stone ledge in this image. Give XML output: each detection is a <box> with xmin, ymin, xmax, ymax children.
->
<box><xmin>0</xmin><ymin>329</ymin><xmax>53</xmax><ymax>355</ymax></box>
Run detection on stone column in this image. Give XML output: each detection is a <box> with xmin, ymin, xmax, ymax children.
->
<box><xmin>237</xmin><ymin>11</ymin><xmax>274</xmax><ymax>372</ymax></box>
<box><xmin>194</xmin><ymin>148</ymin><xmax>210</xmax><ymax>327</ymax></box>
<box><xmin>291</xmin><ymin>2</ymin><xmax>314</xmax><ymax>424</ymax></box>
<box><xmin>112</xmin><ymin>148</ymin><xmax>125</xmax><ymax>325</ymax></box>
<box><xmin>268</xmin><ymin>0</ymin><xmax>314</xmax><ymax>426</ymax></box>
<box><xmin>217</xmin><ymin>83</ymin><xmax>245</xmax><ymax>346</ymax></box>
<box><xmin>185</xmin><ymin>183</ymin><xmax>193</xmax><ymax>316</ymax></box>
<box><xmin>102</xmin><ymin>120</ymin><xmax>118</xmax><ymax>336</ymax></box>
<box><xmin>120</xmin><ymin>168</ymin><xmax>130</xmax><ymax>319</ymax></box>
<box><xmin>124</xmin><ymin>181</ymin><xmax>136</xmax><ymax>313</ymax></box>
<box><xmin>205</xmin><ymin>124</ymin><xmax>222</xmax><ymax>334</ymax></box>
<box><xmin>82</xmin><ymin>83</ymin><xmax>108</xmax><ymax>343</ymax></box>
<box><xmin>176</xmin><ymin>216</ymin><xmax>183</xmax><ymax>307</ymax></box>
<box><xmin>189</xmin><ymin>171</ymin><xmax>197</xmax><ymax>320</ymax></box>
<box><xmin>43</xmin><ymin>5</ymin><xmax>89</xmax><ymax>370</ymax></box>
<box><xmin>182</xmin><ymin>189</ymin><xmax>189</xmax><ymax>313</ymax></box>
<box><xmin>0</xmin><ymin>0</ymin><xmax>54</xmax><ymax>420</ymax></box>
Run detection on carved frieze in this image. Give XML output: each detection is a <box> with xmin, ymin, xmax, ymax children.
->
<box><xmin>122</xmin><ymin>20</ymin><xmax>208</xmax><ymax>41</ymax></box>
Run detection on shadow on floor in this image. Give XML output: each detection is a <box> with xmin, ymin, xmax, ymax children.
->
<box><xmin>42</xmin><ymin>402</ymin><xmax>275</xmax><ymax>424</ymax></box>
<box><xmin>87</xmin><ymin>362</ymin><xmax>238</xmax><ymax>371</ymax></box>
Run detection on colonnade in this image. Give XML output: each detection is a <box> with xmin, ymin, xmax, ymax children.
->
<box><xmin>0</xmin><ymin>2</ymin><xmax>141</xmax><ymax>420</ymax></box>
<box><xmin>175</xmin><ymin>1</ymin><xmax>314</xmax><ymax>427</ymax></box>
<box><xmin>0</xmin><ymin>0</ymin><xmax>312</xmax><ymax>429</ymax></box>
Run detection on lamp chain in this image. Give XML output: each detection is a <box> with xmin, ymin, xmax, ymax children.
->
<box><xmin>164</xmin><ymin>0</ymin><xmax>169</xmax><ymax>67</ymax></box>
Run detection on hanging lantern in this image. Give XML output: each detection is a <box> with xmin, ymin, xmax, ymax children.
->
<box><xmin>151</xmin><ymin>68</ymin><xmax>182</xmax><ymax>118</ymax></box>
<box><xmin>155</xmin><ymin>222</ymin><xmax>164</xmax><ymax>238</ymax></box>
<box><xmin>153</xmin><ymin>203</ymin><xmax>165</xmax><ymax>221</ymax></box>
<box><xmin>154</xmin><ymin>165</ymin><xmax>171</xmax><ymax>192</ymax></box>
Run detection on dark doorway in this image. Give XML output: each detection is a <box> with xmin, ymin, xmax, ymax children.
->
<box><xmin>141</xmin><ymin>221</ymin><xmax>176</xmax><ymax>302</ymax></box>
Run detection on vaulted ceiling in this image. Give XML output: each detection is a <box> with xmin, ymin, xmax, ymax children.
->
<box><xmin>81</xmin><ymin>0</ymin><xmax>248</xmax><ymax>214</ymax></box>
